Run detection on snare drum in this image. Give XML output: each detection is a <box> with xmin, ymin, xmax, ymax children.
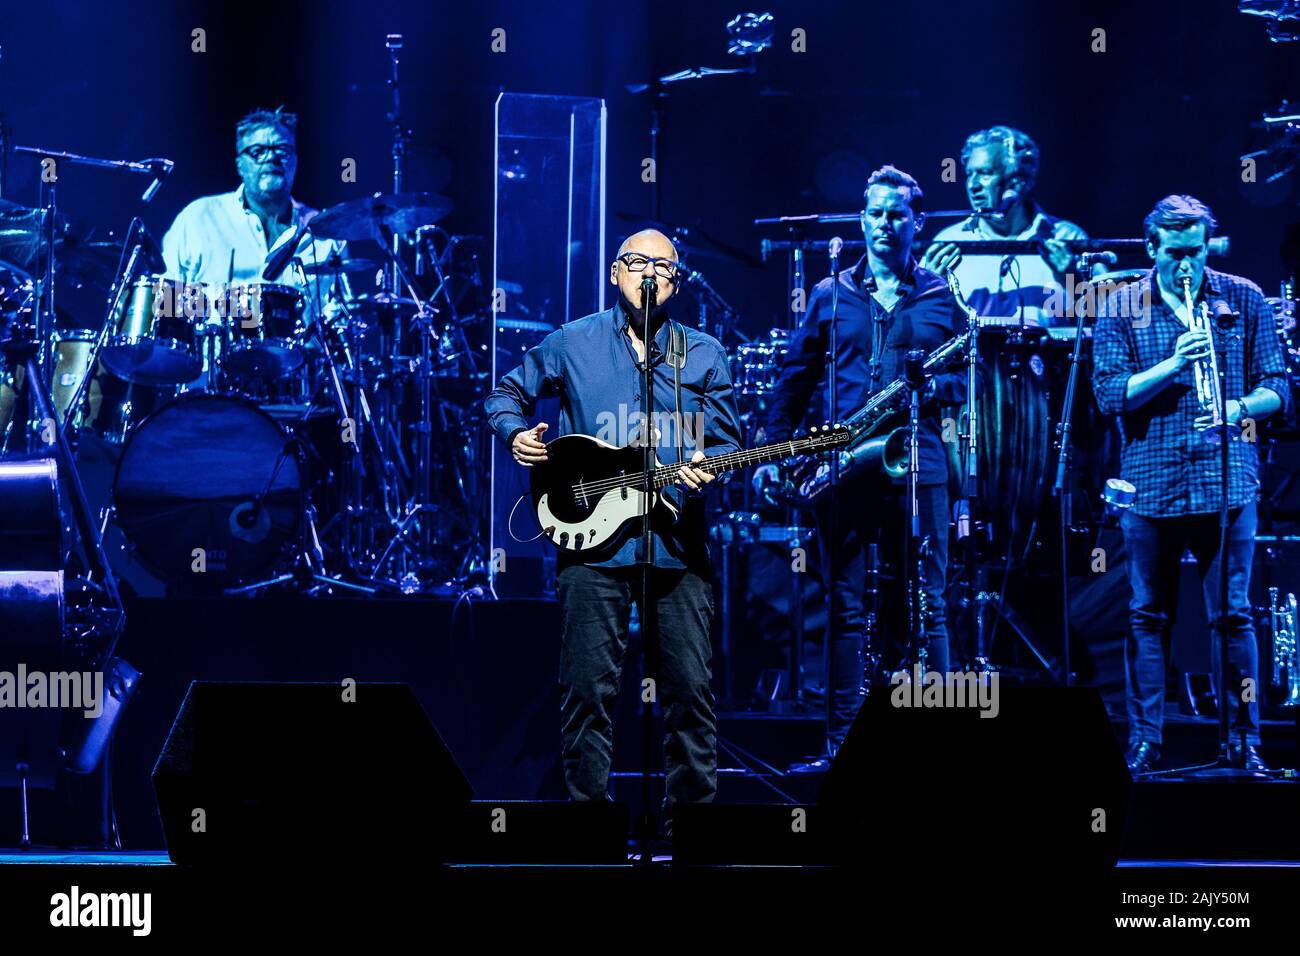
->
<box><xmin>218</xmin><ymin>282</ymin><xmax>306</xmax><ymax>380</ymax></box>
<box><xmin>100</xmin><ymin>275</ymin><xmax>205</xmax><ymax>386</ymax></box>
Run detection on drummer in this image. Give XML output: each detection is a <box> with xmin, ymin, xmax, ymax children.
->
<box><xmin>161</xmin><ymin>107</ymin><xmax>352</xmax><ymax>353</ymax></box>
<box><xmin>921</xmin><ymin>125</ymin><xmax>1088</xmax><ymax>328</ymax></box>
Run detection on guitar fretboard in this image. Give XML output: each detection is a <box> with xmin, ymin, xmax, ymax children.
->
<box><xmin>571</xmin><ymin>434</ymin><xmax>843</xmax><ymax>500</ymax></box>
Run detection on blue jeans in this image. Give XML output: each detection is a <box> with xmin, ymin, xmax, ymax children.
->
<box><xmin>1121</xmin><ymin>501</ymin><xmax>1261</xmax><ymax>746</ymax></box>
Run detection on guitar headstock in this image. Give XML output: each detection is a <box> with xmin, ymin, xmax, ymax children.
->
<box><xmin>800</xmin><ymin>422</ymin><xmax>852</xmax><ymax>450</ymax></box>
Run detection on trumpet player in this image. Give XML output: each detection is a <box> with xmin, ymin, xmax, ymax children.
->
<box><xmin>756</xmin><ymin>165</ymin><xmax>967</xmax><ymax>769</ymax></box>
<box><xmin>1092</xmin><ymin>195</ymin><xmax>1289</xmax><ymax>774</ymax></box>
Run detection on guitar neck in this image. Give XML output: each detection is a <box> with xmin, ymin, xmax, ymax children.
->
<box><xmin>651</xmin><ymin>439</ymin><xmax>817</xmax><ymax>488</ymax></box>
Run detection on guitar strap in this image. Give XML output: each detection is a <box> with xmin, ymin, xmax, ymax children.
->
<box><xmin>666</xmin><ymin>320</ymin><xmax>687</xmax><ymax>466</ymax></box>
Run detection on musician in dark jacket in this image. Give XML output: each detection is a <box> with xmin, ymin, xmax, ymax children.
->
<box><xmin>485</xmin><ymin>228</ymin><xmax>743</xmax><ymax>811</ymax></box>
<box><xmin>757</xmin><ymin>166</ymin><xmax>967</xmax><ymax>768</ymax></box>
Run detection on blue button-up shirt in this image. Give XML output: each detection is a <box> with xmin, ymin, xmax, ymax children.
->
<box><xmin>765</xmin><ymin>257</ymin><xmax>967</xmax><ymax>485</ymax></box>
<box><xmin>1092</xmin><ymin>267</ymin><xmax>1290</xmax><ymax>517</ymax></box>
<box><xmin>485</xmin><ymin>304</ymin><xmax>743</xmax><ymax>570</ymax></box>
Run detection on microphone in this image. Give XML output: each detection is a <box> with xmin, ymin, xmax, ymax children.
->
<box><xmin>140</xmin><ymin>157</ymin><xmax>174</xmax><ymax>203</ymax></box>
<box><xmin>263</xmin><ymin>222</ymin><xmax>307</xmax><ymax>280</ymax></box>
<box><xmin>828</xmin><ymin>235</ymin><xmax>844</xmax><ymax>260</ymax></box>
<box><xmin>1213</xmin><ymin>299</ymin><xmax>1239</xmax><ymax>330</ymax></box>
<box><xmin>904</xmin><ymin>348</ymin><xmax>927</xmax><ymax>390</ymax></box>
<box><xmin>640</xmin><ymin>274</ymin><xmax>657</xmax><ymax>308</ymax></box>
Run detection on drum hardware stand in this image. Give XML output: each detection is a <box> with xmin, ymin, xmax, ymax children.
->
<box><xmin>361</xmin><ymin>224</ymin><xmax>474</xmax><ymax>592</ymax></box>
<box><xmin>384</xmin><ymin>34</ymin><xmax>408</xmax><ymax>295</ymax></box>
<box><xmin>947</xmin><ymin>270</ymin><xmax>992</xmax><ymax>673</ymax></box>
<box><xmin>59</xmin><ymin>222</ymin><xmax>146</xmax><ymax>444</ymax></box>
<box><xmin>223</xmin><ymin>432</ymin><xmax>374</xmax><ymax>597</ymax></box>
<box><xmin>225</xmin><ymin>275</ymin><xmax>375</xmax><ymax>596</ymax></box>
<box><xmin>1049</xmin><ymin>253</ymin><xmax>1104</xmax><ymax>686</ymax></box>
<box><xmin>11</xmin><ymin>145</ymin><xmax>172</xmax><ymax>385</ymax></box>
<box><xmin>294</xmin><ymin>258</ymin><xmax>399</xmax><ymax>584</ymax></box>
<box><xmin>902</xmin><ymin>350</ymin><xmax>930</xmax><ymax>678</ymax></box>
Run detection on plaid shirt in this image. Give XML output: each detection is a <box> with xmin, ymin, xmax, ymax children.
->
<box><xmin>1092</xmin><ymin>267</ymin><xmax>1289</xmax><ymax>518</ymax></box>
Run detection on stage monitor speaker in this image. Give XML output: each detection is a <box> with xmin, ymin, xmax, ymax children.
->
<box><xmin>152</xmin><ymin>681</ymin><xmax>471</xmax><ymax>865</ymax></box>
<box><xmin>817</xmin><ymin>686</ymin><xmax>1130</xmax><ymax>872</ymax></box>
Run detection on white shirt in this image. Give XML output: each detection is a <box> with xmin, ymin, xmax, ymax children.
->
<box><xmin>933</xmin><ymin>207</ymin><xmax>1086</xmax><ymax>328</ymax></box>
<box><xmin>161</xmin><ymin>185</ymin><xmax>358</xmax><ymax>317</ymax></box>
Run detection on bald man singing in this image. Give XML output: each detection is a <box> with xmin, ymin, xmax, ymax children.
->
<box><xmin>486</xmin><ymin>230</ymin><xmax>743</xmax><ymax>818</ymax></box>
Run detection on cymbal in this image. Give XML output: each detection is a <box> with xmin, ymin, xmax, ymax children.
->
<box><xmin>0</xmin><ymin>199</ymin><xmax>74</xmax><ymax>271</ymax></box>
<box><xmin>58</xmin><ymin>239</ymin><xmax>164</xmax><ymax>291</ymax></box>
<box><xmin>299</xmin><ymin>257</ymin><xmax>384</xmax><ymax>276</ymax></box>
<box><xmin>1085</xmin><ymin>269</ymin><xmax>1146</xmax><ymax>285</ymax></box>
<box><xmin>309</xmin><ymin>192</ymin><xmax>454</xmax><ymax>241</ymax></box>
<box><xmin>343</xmin><ymin>292</ymin><xmax>421</xmax><ymax>316</ymax></box>
<box><xmin>614</xmin><ymin>211</ymin><xmax>763</xmax><ymax>268</ymax></box>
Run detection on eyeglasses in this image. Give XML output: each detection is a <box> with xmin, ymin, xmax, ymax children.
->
<box><xmin>238</xmin><ymin>144</ymin><xmax>296</xmax><ymax>163</ymax></box>
<box><xmin>617</xmin><ymin>253</ymin><xmax>679</xmax><ymax>279</ymax></box>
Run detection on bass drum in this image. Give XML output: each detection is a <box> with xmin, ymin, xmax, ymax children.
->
<box><xmin>113</xmin><ymin>393</ymin><xmax>302</xmax><ymax>590</ymax></box>
<box><xmin>943</xmin><ymin>329</ymin><xmax>1051</xmax><ymax>561</ymax></box>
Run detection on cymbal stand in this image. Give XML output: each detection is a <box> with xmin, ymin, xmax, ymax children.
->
<box><xmin>227</xmin><ymin>258</ymin><xmax>373</xmax><ymax>596</ymax></box>
<box><xmin>362</xmin><ymin>225</ymin><xmax>445</xmax><ymax>590</ymax></box>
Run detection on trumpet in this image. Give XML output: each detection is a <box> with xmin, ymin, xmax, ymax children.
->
<box><xmin>1182</xmin><ymin>276</ymin><xmax>1224</xmax><ymax>428</ymax></box>
<box><xmin>1268</xmin><ymin>587</ymin><xmax>1300</xmax><ymax>709</ymax></box>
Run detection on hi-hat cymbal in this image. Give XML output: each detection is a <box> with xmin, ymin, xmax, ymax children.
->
<box><xmin>343</xmin><ymin>292</ymin><xmax>422</xmax><ymax>316</ymax></box>
<box><xmin>309</xmin><ymin>192</ymin><xmax>454</xmax><ymax>241</ymax></box>
<box><xmin>299</xmin><ymin>256</ymin><xmax>384</xmax><ymax>276</ymax></box>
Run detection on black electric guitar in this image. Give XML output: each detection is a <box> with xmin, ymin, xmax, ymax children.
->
<box><xmin>530</xmin><ymin>424</ymin><xmax>850</xmax><ymax>553</ymax></box>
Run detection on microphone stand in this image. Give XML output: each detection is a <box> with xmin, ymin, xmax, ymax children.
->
<box><xmin>636</xmin><ymin>276</ymin><xmax>658</xmax><ymax>863</ymax></box>
<box><xmin>1050</xmin><ymin>254</ymin><xmax>1100</xmax><ymax>686</ymax></box>
<box><xmin>948</xmin><ymin>271</ymin><xmax>987</xmax><ymax>672</ymax></box>
<box><xmin>824</xmin><ymin>239</ymin><xmax>843</xmax><ymax>753</ymax></box>
<box><xmin>1183</xmin><ymin>312</ymin><xmax>1266</xmax><ymax>777</ymax></box>
<box><xmin>905</xmin><ymin>351</ymin><xmax>928</xmax><ymax>678</ymax></box>
<box><xmin>1151</xmin><ymin>301</ymin><xmax>1278</xmax><ymax>779</ymax></box>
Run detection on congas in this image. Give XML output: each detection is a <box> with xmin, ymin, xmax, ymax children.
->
<box><xmin>943</xmin><ymin>328</ymin><xmax>1051</xmax><ymax>559</ymax></box>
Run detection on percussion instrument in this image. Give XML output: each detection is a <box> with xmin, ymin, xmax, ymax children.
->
<box><xmin>731</xmin><ymin>329</ymin><xmax>790</xmax><ymax>397</ymax></box>
<box><xmin>112</xmin><ymin>393</ymin><xmax>304</xmax><ymax>589</ymax></box>
<box><xmin>942</xmin><ymin>326</ymin><xmax>1051</xmax><ymax>557</ymax></box>
<box><xmin>99</xmin><ymin>275</ymin><xmax>205</xmax><ymax>386</ymax></box>
<box><xmin>216</xmin><ymin>281</ymin><xmax>307</xmax><ymax>380</ymax></box>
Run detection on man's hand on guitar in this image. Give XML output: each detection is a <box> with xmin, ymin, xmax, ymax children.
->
<box><xmin>511</xmin><ymin>423</ymin><xmax>550</xmax><ymax>466</ymax></box>
<box><xmin>676</xmin><ymin>450</ymin><xmax>716</xmax><ymax>493</ymax></box>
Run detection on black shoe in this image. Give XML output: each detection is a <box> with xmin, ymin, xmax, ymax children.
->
<box><xmin>1125</xmin><ymin>741</ymin><xmax>1161</xmax><ymax>774</ymax></box>
<box><xmin>1229</xmin><ymin>743</ymin><xmax>1270</xmax><ymax>773</ymax></box>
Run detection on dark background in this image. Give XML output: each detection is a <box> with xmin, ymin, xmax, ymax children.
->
<box><xmin>3</xmin><ymin>0</ymin><xmax>1299</xmax><ymax>847</ymax></box>
<box><xmin>2</xmin><ymin>0</ymin><xmax>1298</xmax><ymax>333</ymax></box>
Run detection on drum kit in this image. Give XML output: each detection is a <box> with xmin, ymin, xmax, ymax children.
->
<box><xmin>0</xmin><ymin>190</ymin><xmax>497</xmax><ymax>597</ymax></box>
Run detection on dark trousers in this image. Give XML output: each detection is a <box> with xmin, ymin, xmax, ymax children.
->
<box><xmin>816</xmin><ymin>475</ymin><xmax>951</xmax><ymax>746</ymax></box>
<box><xmin>1121</xmin><ymin>501</ymin><xmax>1261</xmax><ymax>746</ymax></box>
<box><xmin>556</xmin><ymin>563</ymin><xmax>717</xmax><ymax>807</ymax></box>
